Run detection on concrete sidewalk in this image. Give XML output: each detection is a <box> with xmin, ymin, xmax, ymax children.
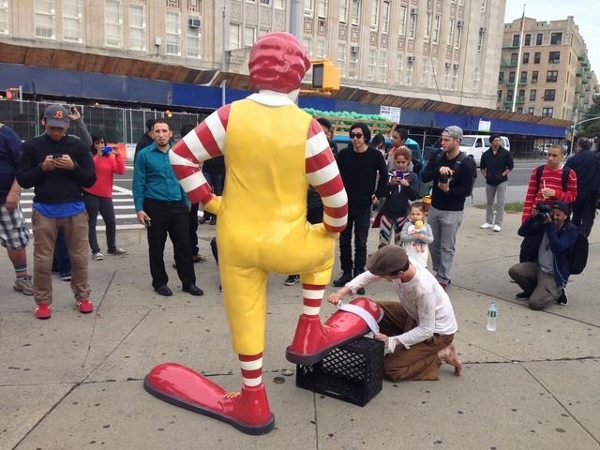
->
<box><xmin>1</xmin><ymin>205</ymin><xmax>599</xmax><ymax>449</ymax></box>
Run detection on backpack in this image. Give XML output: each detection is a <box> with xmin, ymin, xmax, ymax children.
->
<box><xmin>435</xmin><ymin>151</ymin><xmax>477</xmax><ymax>196</ymax></box>
<box><xmin>534</xmin><ymin>165</ymin><xmax>571</xmax><ymax>194</ymax></box>
<box><xmin>569</xmin><ymin>232</ymin><xmax>588</xmax><ymax>275</ymax></box>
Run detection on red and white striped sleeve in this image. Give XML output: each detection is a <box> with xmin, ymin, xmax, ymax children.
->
<box><xmin>305</xmin><ymin>118</ymin><xmax>348</xmax><ymax>233</ymax></box>
<box><xmin>169</xmin><ymin>105</ymin><xmax>230</xmax><ymax>205</ymax></box>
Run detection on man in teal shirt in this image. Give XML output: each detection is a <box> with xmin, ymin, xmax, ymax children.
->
<box><xmin>133</xmin><ymin>119</ymin><xmax>203</xmax><ymax>297</ymax></box>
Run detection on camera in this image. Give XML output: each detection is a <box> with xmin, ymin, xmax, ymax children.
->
<box><xmin>536</xmin><ymin>203</ymin><xmax>553</xmax><ymax>219</ymax></box>
<box><xmin>439</xmin><ymin>174</ymin><xmax>449</xmax><ymax>184</ymax></box>
<box><xmin>101</xmin><ymin>146</ymin><xmax>112</xmax><ymax>156</ymax></box>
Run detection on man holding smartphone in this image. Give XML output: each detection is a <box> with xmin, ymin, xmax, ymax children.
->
<box><xmin>17</xmin><ymin>104</ymin><xmax>96</xmax><ymax>319</ymax></box>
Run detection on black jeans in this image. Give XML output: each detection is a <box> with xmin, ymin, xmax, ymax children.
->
<box><xmin>189</xmin><ymin>202</ymin><xmax>199</xmax><ymax>255</ymax></box>
<box><xmin>143</xmin><ymin>198</ymin><xmax>196</xmax><ymax>289</ymax></box>
<box><xmin>339</xmin><ymin>207</ymin><xmax>371</xmax><ymax>275</ymax></box>
<box><xmin>572</xmin><ymin>190</ymin><xmax>598</xmax><ymax>238</ymax></box>
<box><xmin>84</xmin><ymin>192</ymin><xmax>117</xmax><ymax>253</ymax></box>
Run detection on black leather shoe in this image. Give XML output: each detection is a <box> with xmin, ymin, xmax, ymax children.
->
<box><xmin>333</xmin><ymin>272</ymin><xmax>352</xmax><ymax>287</ymax></box>
<box><xmin>515</xmin><ymin>291</ymin><xmax>531</xmax><ymax>299</ymax></box>
<box><xmin>155</xmin><ymin>285</ymin><xmax>173</xmax><ymax>296</ymax></box>
<box><xmin>183</xmin><ymin>284</ymin><xmax>204</xmax><ymax>296</ymax></box>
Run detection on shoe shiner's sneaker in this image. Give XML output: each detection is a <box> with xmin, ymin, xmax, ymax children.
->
<box><xmin>14</xmin><ymin>276</ymin><xmax>33</xmax><ymax>295</ymax></box>
<box><xmin>493</xmin><ymin>225</ymin><xmax>502</xmax><ymax>232</ymax></box>
<box><xmin>284</xmin><ymin>275</ymin><xmax>300</xmax><ymax>286</ymax></box>
<box><xmin>35</xmin><ymin>303</ymin><xmax>52</xmax><ymax>320</ymax></box>
<box><xmin>144</xmin><ymin>363</ymin><xmax>274</xmax><ymax>435</ymax></box>
<box><xmin>480</xmin><ymin>223</ymin><xmax>493</xmax><ymax>229</ymax></box>
<box><xmin>92</xmin><ymin>252</ymin><xmax>104</xmax><ymax>261</ymax></box>
<box><xmin>77</xmin><ymin>299</ymin><xmax>94</xmax><ymax>314</ymax></box>
<box><xmin>286</xmin><ymin>297</ymin><xmax>383</xmax><ymax>365</ymax></box>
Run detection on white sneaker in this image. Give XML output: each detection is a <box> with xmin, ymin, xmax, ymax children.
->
<box><xmin>92</xmin><ymin>252</ymin><xmax>104</xmax><ymax>261</ymax></box>
<box><xmin>493</xmin><ymin>225</ymin><xmax>502</xmax><ymax>232</ymax></box>
<box><xmin>480</xmin><ymin>223</ymin><xmax>493</xmax><ymax>229</ymax></box>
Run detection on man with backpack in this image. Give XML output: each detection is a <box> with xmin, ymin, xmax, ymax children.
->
<box><xmin>521</xmin><ymin>144</ymin><xmax>577</xmax><ymax>224</ymax></box>
<box><xmin>421</xmin><ymin>126</ymin><xmax>476</xmax><ymax>289</ymax></box>
<box><xmin>509</xmin><ymin>201</ymin><xmax>580</xmax><ymax>308</ymax></box>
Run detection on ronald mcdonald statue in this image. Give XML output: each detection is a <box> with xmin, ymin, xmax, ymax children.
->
<box><xmin>144</xmin><ymin>32</ymin><xmax>382</xmax><ymax>435</ymax></box>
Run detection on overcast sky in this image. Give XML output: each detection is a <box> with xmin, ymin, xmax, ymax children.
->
<box><xmin>504</xmin><ymin>0</ymin><xmax>600</xmax><ymax>74</ymax></box>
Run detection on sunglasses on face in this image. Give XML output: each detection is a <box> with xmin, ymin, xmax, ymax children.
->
<box><xmin>350</xmin><ymin>133</ymin><xmax>364</xmax><ymax>139</ymax></box>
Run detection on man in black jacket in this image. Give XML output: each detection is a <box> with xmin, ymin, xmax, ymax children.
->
<box><xmin>333</xmin><ymin>122</ymin><xmax>387</xmax><ymax>290</ymax></box>
<box><xmin>17</xmin><ymin>104</ymin><xmax>96</xmax><ymax>320</ymax></box>
<box><xmin>566</xmin><ymin>139</ymin><xmax>600</xmax><ymax>237</ymax></box>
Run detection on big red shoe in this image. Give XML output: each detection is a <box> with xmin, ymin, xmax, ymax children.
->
<box><xmin>77</xmin><ymin>299</ymin><xmax>94</xmax><ymax>314</ymax></box>
<box><xmin>35</xmin><ymin>303</ymin><xmax>52</xmax><ymax>320</ymax></box>
<box><xmin>144</xmin><ymin>363</ymin><xmax>274</xmax><ymax>435</ymax></box>
<box><xmin>286</xmin><ymin>297</ymin><xmax>383</xmax><ymax>365</ymax></box>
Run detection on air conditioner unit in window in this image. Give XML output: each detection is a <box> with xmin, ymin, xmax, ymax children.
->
<box><xmin>479</xmin><ymin>26</ymin><xmax>486</xmax><ymax>34</ymax></box>
<box><xmin>350</xmin><ymin>45</ymin><xmax>359</xmax><ymax>53</ymax></box>
<box><xmin>445</xmin><ymin>62</ymin><xmax>452</xmax><ymax>68</ymax></box>
<box><xmin>453</xmin><ymin>63</ymin><xmax>459</xmax><ymax>70</ymax></box>
<box><xmin>457</xmin><ymin>20</ymin><xmax>463</xmax><ymax>29</ymax></box>
<box><xmin>188</xmin><ymin>17</ymin><xmax>201</xmax><ymax>28</ymax></box>
<box><xmin>411</xmin><ymin>8</ymin><xmax>419</xmax><ymax>15</ymax></box>
<box><xmin>408</xmin><ymin>56</ymin><xmax>415</xmax><ymax>64</ymax></box>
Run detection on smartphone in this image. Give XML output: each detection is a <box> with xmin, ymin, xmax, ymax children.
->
<box><xmin>144</xmin><ymin>217</ymin><xmax>152</xmax><ymax>227</ymax></box>
<box><xmin>70</xmin><ymin>106</ymin><xmax>76</xmax><ymax>113</ymax></box>
<box><xmin>52</xmin><ymin>154</ymin><xmax>63</xmax><ymax>159</ymax></box>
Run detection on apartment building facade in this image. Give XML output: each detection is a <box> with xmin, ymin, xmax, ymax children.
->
<box><xmin>497</xmin><ymin>16</ymin><xmax>598</xmax><ymax>121</ymax></box>
<box><xmin>0</xmin><ymin>0</ymin><xmax>505</xmax><ymax>109</ymax></box>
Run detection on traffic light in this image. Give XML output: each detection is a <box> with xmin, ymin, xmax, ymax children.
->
<box><xmin>311</xmin><ymin>59</ymin><xmax>341</xmax><ymax>92</ymax></box>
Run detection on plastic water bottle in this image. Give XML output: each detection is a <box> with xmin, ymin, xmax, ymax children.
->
<box><xmin>486</xmin><ymin>301</ymin><xmax>497</xmax><ymax>332</ymax></box>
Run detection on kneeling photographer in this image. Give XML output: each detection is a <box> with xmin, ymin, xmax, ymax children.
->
<box><xmin>508</xmin><ymin>201</ymin><xmax>578</xmax><ymax>309</ymax></box>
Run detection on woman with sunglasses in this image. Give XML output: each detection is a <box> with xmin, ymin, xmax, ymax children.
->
<box><xmin>83</xmin><ymin>136</ymin><xmax>127</xmax><ymax>260</ymax></box>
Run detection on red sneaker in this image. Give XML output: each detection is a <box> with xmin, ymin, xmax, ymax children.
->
<box><xmin>77</xmin><ymin>299</ymin><xmax>94</xmax><ymax>314</ymax></box>
<box><xmin>144</xmin><ymin>363</ymin><xmax>274</xmax><ymax>435</ymax></box>
<box><xmin>35</xmin><ymin>303</ymin><xmax>52</xmax><ymax>320</ymax></box>
<box><xmin>286</xmin><ymin>297</ymin><xmax>383</xmax><ymax>365</ymax></box>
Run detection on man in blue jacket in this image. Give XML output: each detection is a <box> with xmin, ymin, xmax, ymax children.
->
<box><xmin>508</xmin><ymin>201</ymin><xmax>578</xmax><ymax>309</ymax></box>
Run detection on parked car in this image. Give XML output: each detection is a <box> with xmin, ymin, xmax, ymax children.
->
<box><xmin>459</xmin><ymin>135</ymin><xmax>511</xmax><ymax>167</ymax></box>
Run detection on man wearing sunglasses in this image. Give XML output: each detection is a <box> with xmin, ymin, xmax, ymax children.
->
<box><xmin>333</xmin><ymin>122</ymin><xmax>388</xmax><ymax>291</ymax></box>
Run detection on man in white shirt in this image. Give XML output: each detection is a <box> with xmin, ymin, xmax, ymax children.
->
<box><xmin>328</xmin><ymin>245</ymin><xmax>462</xmax><ymax>381</ymax></box>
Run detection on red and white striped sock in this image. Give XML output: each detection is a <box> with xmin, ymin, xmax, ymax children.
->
<box><xmin>302</xmin><ymin>284</ymin><xmax>325</xmax><ymax>316</ymax></box>
<box><xmin>239</xmin><ymin>353</ymin><xmax>263</xmax><ymax>387</ymax></box>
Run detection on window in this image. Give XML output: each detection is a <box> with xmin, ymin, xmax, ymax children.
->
<box><xmin>447</xmin><ymin>19</ymin><xmax>455</xmax><ymax>45</ymax></box>
<box><xmin>517</xmin><ymin>107</ymin><xmax>523</xmax><ymax>113</ymax></box>
<box><xmin>165</xmin><ymin>11</ymin><xmax>180</xmax><ymax>55</ymax></box>
<box><xmin>370</xmin><ymin>0</ymin><xmax>379</xmax><ymax>30</ymax></box>
<box><xmin>520</xmin><ymin>71</ymin><xmax>527</xmax><ymax>83</ymax></box>
<box><xmin>524</xmin><ymin>33</ymin><xmax>531</xmax><ymax>46</ymax></box>
<box><xmin>35</xmin><ymin>0</ymin><xmax>55</xmax><ymax>39</ymax></box>
<box><xmin>534</xmin><ymin>52</ymin><xmax>540</xmax><ymax>64</ymax></box>
<box><xmin>377</xmin><ymin>50</ymin><xmax>387</xmax><ymax>82</ymax></box>
<box><xmin>432</xmin><ymin>15</ymin><xmax>440</xmax><ymax>44</ymax></box>
<box><xmin>547</xmin><ymin>70</ymin><xmax>558</xmax><ymax>82</ymax></box>
<box><xmin>532</xmin><ymin>70</ymin><xmax>538</xmax><ymax>83</ymax></box>
<box><xmin>408</xmin><ymin>10</ymin><xmax>417</xmax><ymax>39</ymax></box>
<box><xmin>260</xmin><ymin>0</ymin><xmax>271</xmax><ymax>4</ymax></box>
<box><xmin>381</xmin><ymin>1</ymin><xmax>390</xmax><ymax>33</ymax></box>
<box><xmin>350</xmin><ymin>0</ymin><xmax>360</xmax><ymax>25</ymax></box>
<box><xmin>548</xmin><ymin>51</ymin><xmax>560</xmax><ymax>64</ymax></box>
<box><xmin>406</xmin><ymin>58</ymin><xmax>414</xmax><ymax>86</ymax></box>
<box><xmin>399</xmin><ymin>6</ymin><xmax>407</xmax><ymax>36</ymax></box>
<box><xmin>542</xmin><ymin>107</ymin><xmax>553</xmax><ymax>117</ymax></box>
<box><xmin>421</xmin><ymin>59</ymin><xmax>429</xmax><ymax>87</ymax></box>
<box><xmin>274</xmin><ymin>0</ymin><xmax>284</xmax><ymax>8</ymax></box>
<box><xmin>528</xmin><ymin>107</ymin><xmax>535</xmax><ymax>114</ymax></box>
<box><xmin>536</xmin><ymin>33</ymin><xmax>543</xmax><ymax>45</ymax></box>
<box><xmin>304</xmin><ymin>0</ymin><xmax>314</xmax><ymax>16</ymax></box>
<box><xmin>367</xmin><ymin>48</ymin><xmax>376</xmax><ymax>80</ymax></box>
<box><xmin>445</xmin><ymin>64</ymin><xmax>452</xmax><ymax>90</ymax></box>
<box><xmin>315</xmin><ymin>40</ymin><xmax>326</xmax><ymax>57</ymax></box>
<box><xmin>229</xmin><ymin>23</ymin><xmax>241</xmax><ymax>50</ymax></box>
<box><xmin>508</xmin><ymin>71</ymin><xmax>515</xmax><ymax>83</ymax></box>
<box><xmin>337</xmin><ymin>43</ymin><xmax>347</xmax><ymax>77</ymax></box>
<box><xmin>244</xmin><ymin>25</ymin><xmax>256</xmax><ymax>47</ymax></box>
<box><xmin>317</xmin><ymin>0</ymin><xmax>327</xmax><ymax>18</ymax></box>
<box><xmin>302</xmin><ymin>38</ymin><xmax>313</xmax><ymax>57</ymax></box>
<box><xmin>512</xmin><ymin>34</ymin><xmax>519</xmax><ymax>47</ymax></box>
<box><xmin>507</xmin><ymin>89</ymin><xmax>514</xmax><ymax>101</ymax></box>
<box><xmin>497</xmin><ymin>90</ymin><xmax>502</xmax><ymax>102</ymax></box>
<box><xmin>450</xmin><ymin>65</ymin><xmax>458</xmax><ymax>90</ymax></box>
<box><xmin>544</xmin><ymin>89</ymin><xmax>555</xmax><ymax>101</ymax></box>
<box><xmin>529</xmin><ymin>89</ymin><xmax>536</xmax><ymax>101</ymax></box>
<box><xmin>0</xmin><ymin>0</ymin><xmax>8</xmax><ymax>34</ymax></box>
<box><xmin>339</xmin><ymin>0</ymin><xmax>348</xmax><ymax>22</ymax></box>
<box><xmin>510</xmin><ymin>53</ymin><xmax>517</xmax><ymax>65</ymax></box>
<box><xmin>550</xmin><ymin>32</ymin><xmax>562</xmax><ymax>45</ymax></box>
<box><xmin>63</xmin><ymin>0</ymin><xmax>82</xmax><ymax>42</ymax></box>
<box><xmin>498</xmin><ymin>71</ymin><xmax>504</xmax><ymax>83</ymax></box>
<box><xmin>348</xmin><ymin>47</ymin><xmax>358</xmax><ymax>78</ymax></box>
<box><xmin>518</xmin><ymin>89</ymin><xmax>525</xmax><ymax>101</ymax></box>
<box><xmin>473</xmin><ymin>65</ymin><xmax>480</xmax><ymax>90</ymax></box>
<box><xmin>454</xmin><ymin>20</ymin><xmax>462</xmax><ymax>48</ymax></box>
<box><xmin>128</xmin><ymin>5</ymin><xmax>145</xmax><ymax>50</ymax></box>
<box><xmin>424</xmin><ymin>12</ymin><xmax>431</xmax><ymax>41</ymax></box>
<box><xmin>522</xmin><ymin>52</ymin><xmax>529</xmax><ymax>64</ymax></box>
<box><xmin>396</xmin><ymin>55</ymin><xmax>404</xmax><ymax>84</ymax></box>
<box><xmin>105</xmin><ymin>0</ymin><xmax>122</xmax><ymax>47</ymax></box>
<box><xmin>187</xmin><ymin>20</ymin><xmax>201</xmax><ymax>58</ymax></box>
<box><xmin>477</xmin><ymin>28</ymin><xmax>485</xmax><ymax>52</ymax></box>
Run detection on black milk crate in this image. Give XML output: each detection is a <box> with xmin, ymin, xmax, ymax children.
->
<box><xmin>296</xmin><ymin>337</ymin><xmax>384</xmax><ymax>406</ymax></box>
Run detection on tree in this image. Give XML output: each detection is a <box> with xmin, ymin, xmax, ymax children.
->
<box><xmin>579</xmin><ymin>97</ymin><xmax>600</xmax><ymax>138</ymax></box>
